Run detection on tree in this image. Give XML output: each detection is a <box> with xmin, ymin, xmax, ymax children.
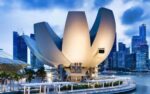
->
<box><xmin>24</xmin><ymin>68</ymin><xmax>35</xmax><ymax>82</ymax></box>
<box><xmin>36</xmin><ymin>67</ymin><xmax>46</xmax><ymax>82</ymax></box>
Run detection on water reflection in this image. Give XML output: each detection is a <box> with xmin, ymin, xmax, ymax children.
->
<box><xmin>113</xmin><ymin>73</ymin><xmax>150</xmax><ymax>94</ymax></box>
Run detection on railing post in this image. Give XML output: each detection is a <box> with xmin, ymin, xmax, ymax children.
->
<box><xmin>44</xmin><ymin>85</ymin><xmax>47</xmax><ymax>94</ymax></box>
<box><xmin>28</xmin><ymin>87</ymin><xmax>30</xmax><ymax>94</ymax></box>
<box><xmin>24</xmin><ymin>86</ymin><xmax>26</xmax><ymax>94</ymax></box>
<box><xmin>47</xmin><ymin>86</ymin><xmax>49</xmax><ymax>94</ymax></box>
<box><xmin>71</xmin><ymin>84</ymin><xmax>73</xmax><ymax>91</ymax></box>
<box><xmin>112</xmin><ymin>81</ymin><xmax>114</xmax><ymax>87</ymax></box>
<box><xmin>59</xmin><ymin>84</ymin><xmax>60</xmax><ymax>92</ymax></box>
<box><xmin>39</xmin><ymin>85</ymin><xmax>42</xmax><ymax>93</ymax></box>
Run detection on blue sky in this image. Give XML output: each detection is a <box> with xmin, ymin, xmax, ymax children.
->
<box><xmin>0</xmin><ymin>0</ymin><xmax>150</xmax><ymax>58</ymax></box>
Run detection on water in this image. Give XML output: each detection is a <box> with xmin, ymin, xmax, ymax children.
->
<box><xmin>110</xmin><ymin>73</ymin><xmax>150</xmax><ymax>94</ymax></box>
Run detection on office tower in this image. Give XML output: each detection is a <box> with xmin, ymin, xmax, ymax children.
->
<box><xmin>30</xmin><ymin>34</ymin><xmax>36</xmax><ymax>68</ymax></box>
<box><xmin>119</xmin><ymin>42</ymin><xmax>126</xmax><ymax>51</ymax></box>
<box><xmin>136</xmin><ymin>44</ymin><xmax>149</xmax><ymax>71</ymax></box>
<box><xmin>125</xmin><ymin>53</ymin><xmax>136</xmax><ymax>71</ymax></box>
<box><xmin>139</xmin><ymin>24</ymin><xmax>146</xmax><ymax>42</ymax></box>
<box><xmin>117</xmin><ymin>42</ymin><xmax>130</xmax><ymax>69</ymax></box>
<box><xmin>147</xmin><ymin>59</ymin><xmax>150</xmax><ymax>70</ymax></box>
<box><xmin>132</xmin><ymin>36</ymin><xmax>141</xmax><ymax>53</ymax></box>
<box><xmin>112</xmin><ymin>51</ymin><xmax>118</xmax><ymax>70</ymax></box>
<box><xmin>131</xmin><ymin>24</ymin><xmax>149</xmax><ymax>71</ymax></box>
<box><xmin>13</xmin><ymin>32</ymin><xmax>27</xmax><ymax>62</ymax></box>
<box><xmin>30</xmin><ymin>34</ymin><xmax>43</xmax><ymax>68</ymax></box>
<box><xmin>132</xmin><ymin>24</ymin><xmax>147</xmax><ymax>53</ymax></box>
<box><xmin>117</xmin><ymin>51</ymin><xmax>125</xmax><ymax>69</ymax></box>
<box><xmin>125</xmin><ymin>47</ymin><xmax>130</xmax><ymax>55</ymax></box>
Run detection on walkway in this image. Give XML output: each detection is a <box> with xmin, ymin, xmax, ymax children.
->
<box><xmin>21</xmin><ymin>77</ymin><xmax>136</xmax><ymax>94</ymax></box>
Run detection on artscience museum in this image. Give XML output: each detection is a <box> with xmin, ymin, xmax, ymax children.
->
<box><xmin>23</xmin><ymin>8</ymin><xmax>116</xmax><ymax>81</ymax></box>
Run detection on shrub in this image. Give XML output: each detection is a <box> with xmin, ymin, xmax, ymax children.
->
<box><xmin>95</xmin><ymin>83</ymin><xmax>103</xmax><ymax>88</ymax></box>
<box><xmin>60</xmin><ymin>80</ymin><xmax>123</xmax><ymax>91</ymax></box>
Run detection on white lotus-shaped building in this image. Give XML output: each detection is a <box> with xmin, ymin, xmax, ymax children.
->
<box><xmin>23</xmin><ymin>8</ymin><xmax>116</xmax><ymax>81</ymax></box>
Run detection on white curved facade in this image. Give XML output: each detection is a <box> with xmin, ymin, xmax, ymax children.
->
<box><xmin>34</xmin><ymin>22</ymin><xmax>71</xmax><ymax>67</ymax></box>
<box><xmin>23</xmin><ymin>35</ymin><xmax>55</xmax><ymax>67</ymax></box>
<box><xmin>62</xmin><ymin>11</ymin><xmax>91</xmax><ymax>67</ymax></box>
<box><xmin>89</xmin><ymin>8</ymin><xmax>116</xmax><ymax>67</ymax></box>
<box><xmin>24</xmin><ymin>8</ymin><xmax>116</xmax><ymax>80</ymax></box>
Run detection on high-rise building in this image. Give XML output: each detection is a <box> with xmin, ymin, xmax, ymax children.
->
<box><xmin>112</xmin><ymin>51</ymin><xmax>118</xmax><ymax>70</ymax></box>
<box><xmin>30</xmin><ymin>34</ymin><xmax>43</xmax><ymax>68</ymax></box>
<box><xmin>147</xmin><ymin>59</ymin><xmax>150</xmax><ymax>70</ymax></box>
<box><xmin>131</xmin><ymin>24</ymin><xmax>149</xmax><ymax>71</ymax></box>
<box><xmin>30</xmin><ymin>34</ymin><xmax>36</xmax><ymax>68</ymax></box>
<box><xmin>117</xmin><ymin>51</ymin><xmax>125</xmax><ymax>69</ymax></box>
<box><xmin>118</xmin><ymin>42</ymin><xmax>126</xmax><ymax>52</ymax></box>
<box><xmin>136</xmin><ymin>44</ymin><xmax>149</xmax><ymax>71</ymax></box>
<box><xmin>13</xmin><ymin>32</ymin><xmax>27</xmax><ymax>62</ymax></box>
<box><xmin>139</xmin><ymin>24</ymin><xmax>146</xmax><ymax>42</ymax></box>
<box><xmin>132</xmin><ymin>24</ymin><xmax>147</xmax><ymax>53</ymax></box>
<box><xmin>132</xmin><ymin>36</ymin><xmax>141</xmax><ymax>53</ymax></box>
<box><xmin>117</xmin><ymin>42</ymin><xmax>130</xmax><ymax>69</ymax></box>
<box><xmin>125</xmin><ymin>53</ymin><xmax>136</xmax><ymax>71</ymax></box>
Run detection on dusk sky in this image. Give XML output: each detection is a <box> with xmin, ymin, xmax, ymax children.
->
<box><xmin>0</xmin><ymin>0</ymin><xmax>150</xmax><ymax>58</ymax></box>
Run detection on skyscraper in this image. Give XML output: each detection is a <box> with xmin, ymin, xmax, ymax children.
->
<box><xmin>112</xmin><ymin>51</ymin><xmax>118</xmax><ymax>69</ymax></box>
<box><xmin>118</xmin><ymin>42</ymin><xmax>126</xmax><ymax>52</ymax></box>
<box><xmin>30</xmin><ymin>34</ymin><xmax>43</xmax><ymax>68</ymax></box>
<box><xmin>139</xmin><ymin>24</ymin><xmax>146</xmax><ymax>42</ymax></box>
<box><xmin>125</xmin><ymin>53</ymin><xmax>136</xmax><ymax>71</ymax></box>
<box><xmin>132</xmin><ymin>36</ymin><xmax>141</xmax><ymax>53</ymax></box>
<box><xmin>117</xmin><ymin>42</ymin><xmax>129</xmax><ymax>69</ymax></box>
<box><xmin>30</xmin><ymin>34</ymin><xmax>36</xmax><ymax>68</ymax></box>
<box><xmin>13</xmin><ymin>32</ymin><xmax>27</xmax><ymax>62</ymax></box>
<box><xmin>131</xmin><ymin>24</ymin><xmax>149</xmax><ymax>71</ymax></box>
<box><xmin>136</xmin><ymin>44</ymin><xmax>149</xmax><ymax>71</ymax></box>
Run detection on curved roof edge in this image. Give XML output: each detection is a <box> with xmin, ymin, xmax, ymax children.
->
<box><xmin>23</xmin><ymin>35</ymin><xmax>55</xmax><ymax>67</ymax></box>
<box><xmin>90</xmin><ymin>7</ymin><xmax>114</xmax><ymax>45</ymax></box>
<box><xmin>34</xmin><ymin>22</ymin><xmax>62</xmax><ymax>50</ymax></box>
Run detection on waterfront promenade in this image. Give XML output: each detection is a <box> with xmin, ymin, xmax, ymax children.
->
<box><xmin>21</xmin><ymin>77</ymin><xmax>135</xmax><ymax>94</ymax></box>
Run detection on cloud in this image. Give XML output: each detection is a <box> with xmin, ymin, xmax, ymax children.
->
<box><xmin>94</xmin><ymin>0</ymin><xmax>113</xmax><ymax>8</ymax></box>
<box><xmin>123</xmin><ymin>0</ymin><xmax>150</xmax><ymax>3</ymax></box>
<box><xmin>121</xmin><ymin>6</ymin><xmax>146</xmax><ymax>25</ymax></box>
<box><xmin>142</xmin><ymin>0</ymin><xmax>150</xmax><ymax>3</ymax></box>
<box><xmin>0</xmin><ymin>0</ymin><xmax>14</xmax><ymax>12</ymax></box>
<box><xmin>21</xmin><ymin>0</ymin><xmax>83</xmax><ymax>10</ymax></box>
<box><xmin>124</xmin><ymin>28</ymin><xmax>139</xmax><ymax>37</ymax></box>
<box><xmin>0</xmin><ymin>0</ymin><xmax>84</xmax><ymax>11</ymax></box>
<box><xmin>122</xmin><ymin>0</ymin><xmax>131</xmax><ymax>3</ymax></box>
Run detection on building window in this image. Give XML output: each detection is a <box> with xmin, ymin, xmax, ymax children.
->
<box><xmin>99</xmin><ymin>48</ymin><xmax>105</xmax><ymax>53</ymax></box>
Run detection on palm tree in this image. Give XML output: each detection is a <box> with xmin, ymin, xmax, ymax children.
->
<box><xmin>0</xmin><ymin>71</ymin><xmax>25</xmax><ymax>92</ymax></box>
<box><xmin>24</xmin><ymin>68</ymin><xmax>35</xmax><ymax>82</ymax></box>
<box><xmin>36</xmin><ymin>67</ymin><xmax>46</xmax><ymax>82</ymax></box>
